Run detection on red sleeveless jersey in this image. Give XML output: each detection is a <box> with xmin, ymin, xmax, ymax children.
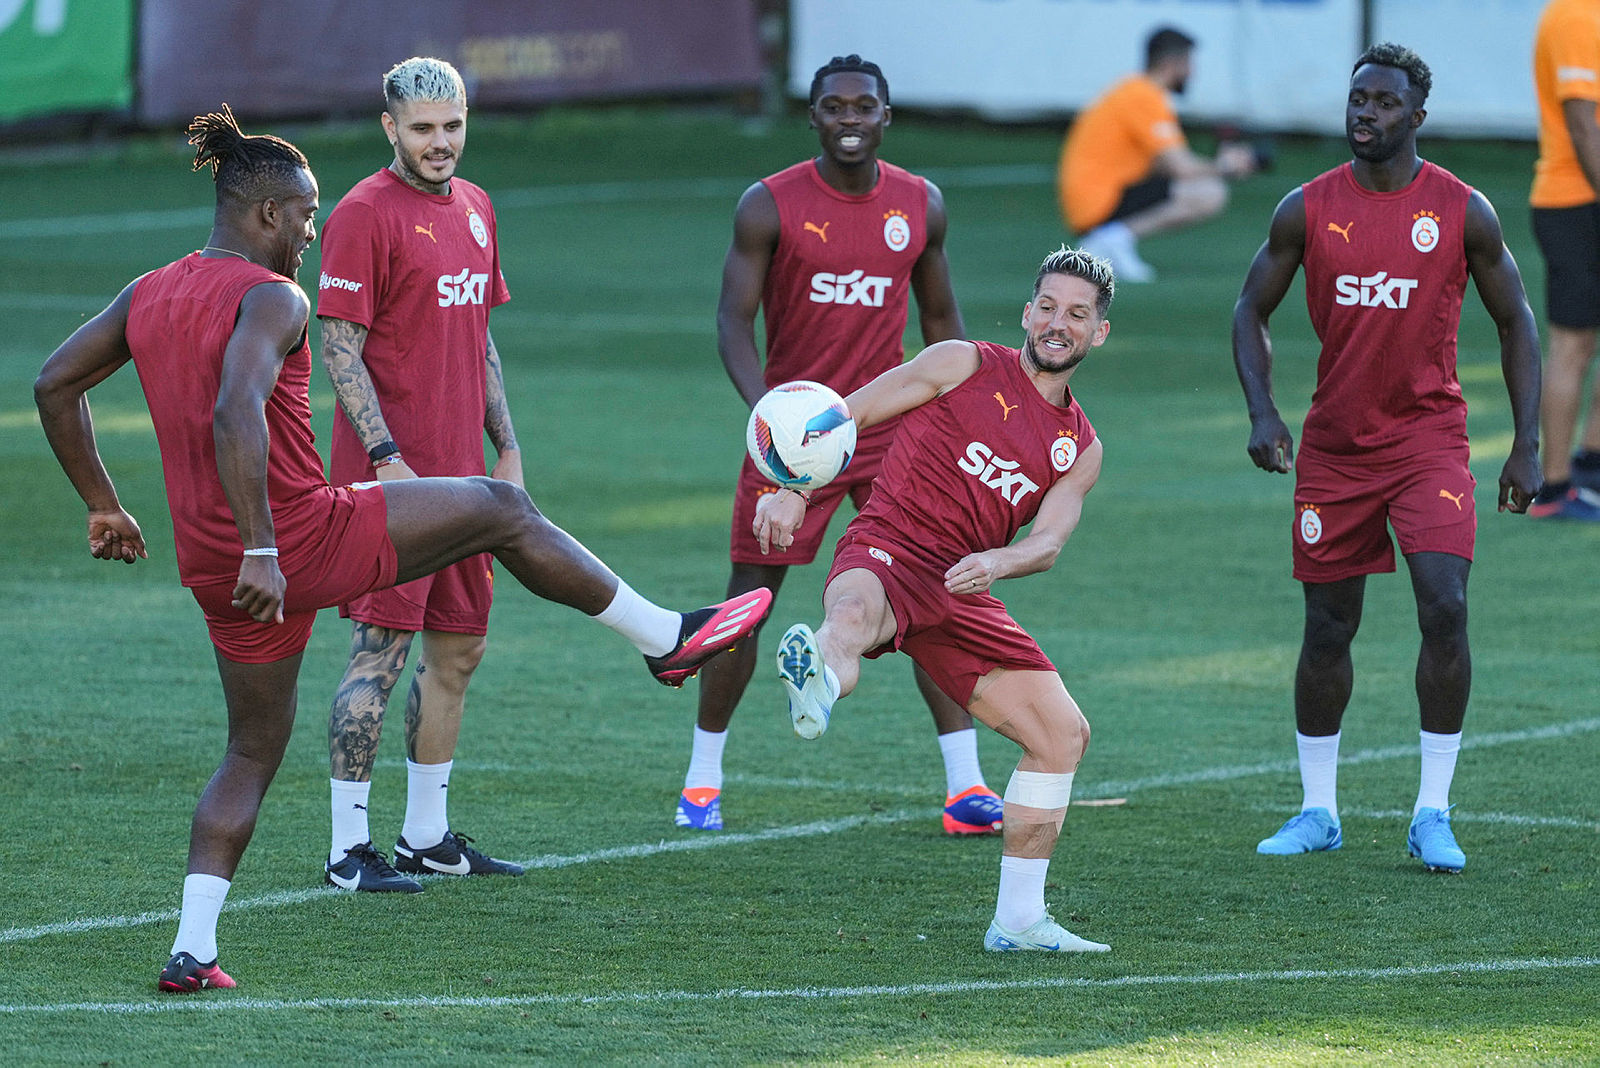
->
<box><xmin>1299</xmin><ymin>161</ymin><xmax>1472</xmax><ymax>456</ymax></box>
<box><xmin>126</xmin><ymin>254</ymin><xmax>330</xmax><ymax>587</ymax></box>
<box><xmin>852</xmin><ymin>341</ymin><xmax>1097</xmax><ymax>569</ymax></box>
<box><xmin>761</xmin><ymin>159</ymin><xmax>929</xmax><ymax>449</ymax></box>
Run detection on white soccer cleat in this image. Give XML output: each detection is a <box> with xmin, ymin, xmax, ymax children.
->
<box><xmin>777</xmin><ymin>622</ymin><xmax>832</xmax><ymax>740</ymax></box>
<box><xmin>984</xmin><ymin>913</ymin><xmax>1109</xmax><ymax>953</ymax></box>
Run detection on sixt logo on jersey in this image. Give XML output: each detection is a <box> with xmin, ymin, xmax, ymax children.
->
<box><xmin>809</xmin><ymin>270</ymin><xmax>892</xmax><ymax>307</ymax></box>
<box><xmin>319</xmin><ymin>272</ymin><xmax>363</xmax><ymax>293</ymax></box>
<box><xmin>437</xmin><ymin>269</ymin><xmax>490</xmax><ymax>307</ymax></box>
<box><xmin>1334</xmin><ymin>272</ymin><xmax>1419</xmax><ymax>309</ymax></box>
<box><xmin>957</xmin><ymin>441</ymin><xmax>1039</xmax><ymax>505</ymax></box>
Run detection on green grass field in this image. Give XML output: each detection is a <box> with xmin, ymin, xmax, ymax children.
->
<box><xmin>2</xmin><ymin>107</ymin><xmax>1598</xmax><ymax>1064</ymax></box>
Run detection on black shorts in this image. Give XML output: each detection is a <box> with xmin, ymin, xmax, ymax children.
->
<box><xmin>1104</xmin><ymin>175</ymin><xmax>1173</xmax><ymax>226</ymax></box>
<box><xmin>1532</xmin><ymin>203</ymin><xmax>1600</xmax><ymax>328</ymax></box>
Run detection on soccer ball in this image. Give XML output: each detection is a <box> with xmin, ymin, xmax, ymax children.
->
<box><xmin>746</xmin><ymin>380</ymin><xmax>857</xmax><ymax>491</ymax></box>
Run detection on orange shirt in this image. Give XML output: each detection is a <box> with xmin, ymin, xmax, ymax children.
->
<box><xmin>1532</xmin><ymin>0</ymin><xmax>1600</xmax><ymax>207</ymax></box>
<box><xmin>1058</xmin><ymin>75</ymin><xmax>1186</xmax><ymax>232</ymax></box>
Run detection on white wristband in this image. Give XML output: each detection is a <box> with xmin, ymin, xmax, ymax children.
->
<box><xmin>242</xmin><ymin>547</ymin><xmax>279</xmax><ymax>558</ymax></box>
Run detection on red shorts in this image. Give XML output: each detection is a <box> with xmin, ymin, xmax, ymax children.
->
<box><xmin>730</xmin><ymin>434</ymin><xmax>887</xmax><ymax>565</ymax></box>
<box><xmin>342</xmin><ymin>553</ymin><xmax>493</xmax><ymax>635</ymax></box>
<box><xmin>188</xmin><ymin>483</ymin><xmax>399</xmax><ymax>663</ymax></box>
<box><xmin>827</xmin><ymin>527</ymin><xmax>1056</xmax><ymax>706</ymax></box>
<box><xmin>1292</xmin><ymin>443</ymin><xmax>1476</xmax><ymax>583</ymax></box>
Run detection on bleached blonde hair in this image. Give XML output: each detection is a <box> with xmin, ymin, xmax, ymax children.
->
<box><xmin>1035</xmin><ymin>245</ymin><xmax>1116</xmax><ymax>317</ymax></box>
<box><xmin>383</xmin><ymin>57</ymin><xmax>467</xmax><ymax>114</ymax></box>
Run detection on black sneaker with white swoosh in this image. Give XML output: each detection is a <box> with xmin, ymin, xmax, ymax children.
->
<box><xmin>393</xmin><ymin>830</ymin><xmax>525</xmax><ymax>876</ymax></box>
<box><xmin>325</xmin><ymin>841</ymin><xmax>424</xmax><ymax>893</ymax></box>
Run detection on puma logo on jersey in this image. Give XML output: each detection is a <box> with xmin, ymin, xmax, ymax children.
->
<box><xmin>437</xmin><ymin>269</ymin><xmax>490</xmax><ymax>307</ymax></box>
<box><xmin>1327</xmin><ymin>221</ymin><xmax>1354</xmax><ymax>243</ymax></box>
<box><xmin>957</xmin><ymin>441</ymin><xmax>1039</xmax><ymax>505</ymax></box>
<box><xmin>804</xmin><ymin>221</ymin><xmax>830</xmax><ymax>242</ymax></box>
<box><xmin>994</xmin><ymin>392</ymin><xmax>1019</xmax><ymax>421</ymax></box>
<box><xmin>1334</xmin><ymin>272</ymin><xmax>1419</xmax><ymax>308</ymax></box>
<box><xmin>414</xmin><ymin>223</ymin><xmax>437</xmax><ymax>243</ymax></box>
<box><xmin>1438</xmin><ymin>488</ymin><xmax>1465</xmax><ymax>510</ymax></box>
<box><xmin>809</xmin><ymin>269</ymin><xmax>892</xmax><ymax>307</ymax></box>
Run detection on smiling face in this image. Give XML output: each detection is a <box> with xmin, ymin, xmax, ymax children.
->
<box><xmin>267</xmin><ymin>167</ymin><xmax>318</xmax><ymax>279</ymax></box>
<box><xmin>809</xmin><ymin>71</ymin><xmax>890</xmax><ymax>167</ymax></box>
<box><xmin>383</xmin><ymin>97</ymin><xmax>467</xmax><ymax>193</ymax></box>
<box><xmin>1021</xmin><ymin>272</ymin><xmax>1110</xmax><ymax>376</ymax></box>
<box><xmin>1346</xmin><ymin>63</ymin><xmax>1423</xmax><ymax>163</ymax></box>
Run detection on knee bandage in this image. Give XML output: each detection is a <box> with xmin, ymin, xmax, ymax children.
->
<box><xmin>1003</xmin><ymin>770</ymin><xmax>1074</xmax><ymax>811</ymax></box>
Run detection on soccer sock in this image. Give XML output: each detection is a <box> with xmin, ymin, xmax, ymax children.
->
<box><xmin>1297</xmin><ymin>730</ymin><xmax>1341</xmax><ymax>822</ymax></box>
<box><xmin>594</xmin><ymin>578</ymin><xmax>679</xmax><ymax>657</ymax></box>
<box><xmin>170</xmin><ymin>873</ymin><xmax>230</xmax><ymax>963</ymax></box>
<box><xmin>937</xmin><ymin>728</ymin><xmax>986</xmax><ymax>797</ymax></box>
<box><xmin>994</xmin><ymin>855</ymin><xmax>1050</xmax><ymax>932</ymax></box>
<box><xmin>684</xmin><ymin>726</ymin><xmax>728</xmax><ymax>793</ymax></box>
<box><xmin>1416</xmin><ymin>729</ymin><xmax>1462</xmax><ymax>815</ymax></box>
<box><xmin>823</xmin><ymin>665</ymin><xmax>841</xmax><ymax>704</ymax></box>
<box><xmin>329</xmin><ymin>778</ymin><xmax>373</xmax><ymax>866</ymax></box>
<box><xmin>401</xmin><ymin>759</ymin><xmax>452</xmax><ymax>849</ymax></box>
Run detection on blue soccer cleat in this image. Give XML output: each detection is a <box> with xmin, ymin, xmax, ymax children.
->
<box><xmin>1408</xmin><ymin>805</ymin><xmax>1465</xmax><ymax>872</ymax></box>
<box><xmin>1256</xmin><ymin>807</ymin><xmax>1343</xmax><ymax>855</ymax></box>
<box><xmin>777</xmin><ymin>623</ymin><xmax>832</xmax><ymax>740</ymax></box>
<box><xmin>675</xmin><ymin>787</ymin><xmax>723</xmax><ymax>830</ymax></box>
<box><xmin>943</xmin><ymin>785</ymin><xmax>1004</xmax><ymax>835</ymax></box>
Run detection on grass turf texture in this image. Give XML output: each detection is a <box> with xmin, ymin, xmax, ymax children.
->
<box><xmin>2</xmin><ymin>108</ymin><xmax>1598</xmax><ymax>1063</ymax></box>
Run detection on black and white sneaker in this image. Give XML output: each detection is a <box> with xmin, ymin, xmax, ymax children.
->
<box><xmin>393</xmin><ymin>830</ymin><xmax>525</xmax><ymax>877</ymax></box>
<box><xmin>325</xmin><ymin>841</ymin><xmax>424</xmax><ymax>893</ymax></box>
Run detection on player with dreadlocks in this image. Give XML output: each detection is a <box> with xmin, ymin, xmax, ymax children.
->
<box><xmin>33</xmin><ymin>104</ymin><xmax>772</xmax><ymax>991</ymax></box>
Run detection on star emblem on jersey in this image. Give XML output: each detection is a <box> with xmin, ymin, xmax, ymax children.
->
<box><xmin>804</xmin><ymin>220</ymin><xmax>830</xmax><ymax>243</ymax></box>
<box><xmin>883</xmin><ymin>209</ymin><xmax>910</xmax><ymax>252</ymax></box>
<box><xmin>1299</xmin><ymin>504</ymin><xmax>1323</xmax><ymax>544</ymax></box>
<box><xmin>1411</xmin><ymin>211</ymin><xmax>1440</xmax><ymax>254</ymax></box>
<box><xmin>467</xmin><ymin>208</ymin><xmax>489</xmax><ymax>249</ymax></box>
<box><xmin>1050</xmin><ymin>430</ymin><xmax>1079</xmax><ymax>472</ymax></box>
<box><xmin>414</xmin><ymin>222</ymin><xmax>437</xmax><ymax>243</ymax></box>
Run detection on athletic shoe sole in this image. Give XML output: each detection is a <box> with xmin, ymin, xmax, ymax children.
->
<box><xmin>647</xmin><ymin>589</ymin><xmax>774</xmax><ymax>687</ymax></box>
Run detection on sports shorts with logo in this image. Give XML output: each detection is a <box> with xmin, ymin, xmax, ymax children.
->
<box><xmin>342</xmin><ymin>552</ymin><xmax>493</xmax><ymax>636</ymax></box>
<box><xmin>1291</xmin><ymin>442</ymin><xmax>1475</xmax><ymax>584</ymax></box>
<box><xmin>827</xmin><ymin>526</ymin><xmax>1057</xmax><ymax>706</ymax></box>
<box><xmin>188</xmin><ymin>483</ymin><xmax>399</xmax><ymax>663</ymax></box>
<box><xmin>730</xmin><ymin>431</ymin><xmax>889</xmax><ymax>566</ymax></box>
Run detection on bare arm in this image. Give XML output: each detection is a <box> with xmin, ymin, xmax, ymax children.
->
<box><xmin>320</xmin><ymin>316</ymin><xmax>415</xmax><ymax>480</ymax></box>
<box><xmin>483</xmin><ymin>327</ymin><xmax>524</xmax><ymax>487</ymax></box>
<box><xmin>1562</xmin><ymin>97</ymin><xmax>1600</xmax><ymax>197</ymax></box>
<box><xmin>911</xmin><ymin>179</ymin><xmax>965</xmax><ymax>344</ymax></box>
<box><xmin>214</xmin><ymin>281</ymin><xmax>312</xmax><ymax>623</ymax></box>
<box><xmin>1463</xmin><ymin>189</ymin><xmax>1543</xmax><ymax>513</ymax></box>
<box><xmin>945</xmin><ymin>438</ymin><xmax>1103</xmax><ymax>593</ymax></box>
<box><xmin>716</xmin><ymin>182</ymin><xmax>780</xmax><ymax>408</ymax></box>
<box><xmin>1231</xmin><ymin>187</ymin><xmax>1308</xmax><ymax>473</ymax></box>
<box><xmin>34</xmin><ymin>280</ymin><xmax>146</xmax><ymax>563</ymax></box>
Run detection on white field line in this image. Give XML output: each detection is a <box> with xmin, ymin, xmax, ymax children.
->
<box><xmin>0</xmin><ymin>164</ymin><xmax>1052</xmax><ymax>240</ymax></box>
<box><xmin>1324</xmin><ymin>807</ymin><xmax>1600</xmax><ymax>833</ymax></box>
<box><xmin>2</xmin><ymin>955</ymin><xmax>1597</xmax><ymax>1016</ymax></box>
<box><xmin>8</xmin><ymin>714</ymin><xmax>1596</xmax><ymax>948</ymax></box>
<box><xmin>0</xmin><ymin>810</ymin><xmax>924</xmax><ymax>946</ymax></box>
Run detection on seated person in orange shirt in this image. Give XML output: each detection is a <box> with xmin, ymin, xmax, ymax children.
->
<box><xmin>1058</xmin><ymin>26</ymin><xmax>1256</xmax><ymax>282</ymax></box>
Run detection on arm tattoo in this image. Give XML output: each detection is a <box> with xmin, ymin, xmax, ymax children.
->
<box><xmin>321</xmin><ymin>317</ymin><xmax>394</xmax><ymax>452</ymax></box>
<box><xmin>483</xmin><ymin>331</ymin><xmax>519</xmax><ymax>455</ymax></box>
<box><xmin>329</xmin><ymin>622</ymin><xmax>415</xmax><ymax>780</ymax></box>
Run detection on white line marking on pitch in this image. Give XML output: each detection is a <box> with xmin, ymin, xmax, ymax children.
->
<box><xmin>2</xmin><ymin>955</ymin><xmax>1596</xmax><ymax>1015</ymax></box>
<box><xmin>0</xmin><ymin>810</ymin><xmax>924</xmax><ymax>945</ymax></box>
<box><xmin>1328</xmin><ymin>807</ymin><xmax>1600</xmax><ymax>833</ymax></box>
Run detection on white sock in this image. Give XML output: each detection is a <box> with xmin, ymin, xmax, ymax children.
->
<box><xmin>823</xmin><ymin>665</ymin><xmax>840</xmax><ymax>703</ymax></box>
<box><xmin>170</xmin><ymin>873</ymin><xmax>230</xmax><ymax>963</ymax></box>
<box><xmin>994</xmin><ymin>855</ymin><xmax>1049</xmax><ymax>932</ymax></box>
<box><xmin>937</xmin><ymin>728</ymin><xmax>986</xmax><ymax>797</ymax></box>
<box><xmin>1416</xmin><ymin>729</ymin><xmax>1462</xmax><ymax>815</ymax></box>
<box><xmin>1297</xmin><ymin>731</ymin><xmax>1341</xmax><ymax>822</ymax></box>
<box><xmin>401</xmin><ymin>759</ymin><xmax>452</xmax><ymax>849</ymax></box>
<box><xmin>594</xmin><ymin>578</ymin><xmax>679</xmax><ymax>657</ymax></box>
<box><xmin>684</xmin><ymin>726</ymin><xmax>728</xmax><ymax>792</ymax></box>
<box><xmin>329</xmin><ymin>778</ymin><xmax>373</xmax><ymax>865</ymax></box>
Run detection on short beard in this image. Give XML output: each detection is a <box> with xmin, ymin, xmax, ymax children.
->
<box><xmin>1024</xmin><ymin>334</ymin><xmax>1085</xmax><ymax>374</ymax></box>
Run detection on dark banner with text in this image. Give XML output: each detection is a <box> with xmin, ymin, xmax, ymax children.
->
<box><xmin>138</xmin><ymin>0</ymin><xmax>761</xmax><ymax>125</ymax></box>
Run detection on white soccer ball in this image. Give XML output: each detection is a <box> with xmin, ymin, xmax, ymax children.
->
<box><xmin>746</xmin><ymin>380</ymin><xmax>857</xmax><ymax>491</ymax></box>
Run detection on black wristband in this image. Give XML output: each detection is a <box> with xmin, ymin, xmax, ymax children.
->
<box><xmin>367</xmin><ymin>440</ymin><xmax>400</xmax><ymax>464</ymax></box>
